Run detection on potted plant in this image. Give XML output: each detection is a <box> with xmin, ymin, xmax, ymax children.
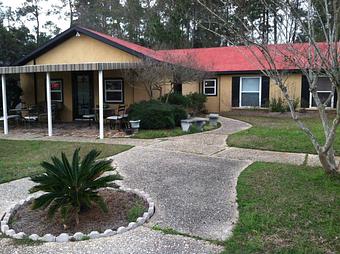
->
<box><xmin>129</xmin><ymin>120</ymin><xmax>141</xmax><ymax>132</ymax></box>
<box><xmin>208</xmin><ymin>114</ymin><xmax>219</xmax><ymax>126</ymax></box>
<box><xmin>181</xmin><ymin>119</ymin><xmax>192</xmax><ymax>132</ymax></box>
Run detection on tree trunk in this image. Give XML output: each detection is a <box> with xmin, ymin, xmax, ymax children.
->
<box><xmin>318</xmin><ymin>148</ymin><xmax>340</xmax><ymax>174</ymax></box>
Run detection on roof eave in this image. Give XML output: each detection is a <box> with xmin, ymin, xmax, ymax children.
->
<box><xmin>14</xmin><ymin>26</ymin><xmax>147</xmax><ymax>66</ymax></box>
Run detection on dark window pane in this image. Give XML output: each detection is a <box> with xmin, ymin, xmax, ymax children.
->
<box><xmin>106</xmin><ymin>80</ymin><xmax>122</xmax><ymax>90</ymax></box>
<box><xmin>51</xmin><ymin>81</ymin><xmax>61</xmax><ymax>90</ymax></box>
<box><xmin>51</xmin><ymin>92</ymin><xmax>62</xmax><ymax>101</ymax></box>
<box><xmin>241</xmin><ymin>93</ymin><xmax>259</xmax><ymax>106</ymax></box>
<box><xmin>106</xmin><ymin>91</ymin><xmax>122</xmax><ymax>101</ymax></box>
<box><xmin>312</xmin><ymin>92</ymin><xmax>332</xmax><ymax>107</ymax></box>
<box><xmin>317</xmin><ymin>77</ymin><xmax>332</xmax><ymax>91</ymax></box>
<box><xmin>204</xmin><ymin>80</ymin><xmax>215</xmax><ymax>87</ymax></box>
<box><xmin>204</xmin><ymin>87</ymin><xmax>215</xmax><ymax>95</ymax></box>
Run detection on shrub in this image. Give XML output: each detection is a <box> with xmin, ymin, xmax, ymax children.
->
<box><xmin>129</xmin><ymin>100</ymin><xmax>175</xmax><ymax>129</ymax></box>
<box><xmin>270</xmin><ymin>98</ymin><xmax>286</xmax><ymax>112</ymax></box>
<box><xmin>29</xmin><ymin>149</ymin><xmax>121</xmax><ymax>226</ymax></box>
<box><xmin>270</xmin><ymin>97</ymin><xmax>300</xmax><ymax>112</ymax></box>
<box><xmin>161</xmin><ymin>93</ymin><xmax>190</xmax><ymax>108</ymax></box>
<box><xmin>172</xmin><ymin>105</ymin><xmax>188</xmax><ymax>126</ymax></box>
<box><xmin>186</xmin><ymin>93</ymin><xmax>207</xmax><ymax>115</ymax></box>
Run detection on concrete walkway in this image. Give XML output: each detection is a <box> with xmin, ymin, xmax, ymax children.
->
<box><xmin>0</xmin><ymin>116</ymin><xmax>327</xmax><ymax>253</ymax></box>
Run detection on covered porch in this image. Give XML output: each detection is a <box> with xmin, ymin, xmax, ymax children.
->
<box><xmin>0</xmin><ymin>62</ymin><xmax>144</xmax><ymax>139</ymax></box>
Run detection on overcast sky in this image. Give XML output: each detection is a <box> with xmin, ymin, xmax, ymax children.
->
<box><xmin>2</xmin><ymin>0</ymin><xmax>69</xmax><ymax>35</ymax></box>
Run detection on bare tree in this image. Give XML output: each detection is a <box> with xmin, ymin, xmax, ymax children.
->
<box><xmin>197</xmin><ymin>0</ymin><xmax>340</xmax><ymax>174</ymax></box>
<box><xmin>123</xmin><ymin>52</ymin><xmax>210</xmax><ymax>100</ymax></box>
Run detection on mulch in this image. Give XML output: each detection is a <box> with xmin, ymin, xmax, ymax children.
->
<box><xmin>9</xmin><ymin>189</ymin><xmax>148</xmax><ymax>236</ymax></box>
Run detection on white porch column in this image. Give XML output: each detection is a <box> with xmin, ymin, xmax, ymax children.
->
<box><xmin>1</xmin><ymin>75</ymin><xmax>8</xmax><ymax>135</ymax></box>
<box><xmin>46</xmin><ymin>72</ymin><xmax>53</xmax><ymax>137</ymax></box>
<box><xmin>98</xmin><ymin>70</ymin><xmax>104</xmax><ymax>139</ymax></box>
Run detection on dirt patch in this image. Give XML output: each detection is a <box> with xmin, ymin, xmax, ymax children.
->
<box><xmin>9</xmin><ymin>189</ymin><xmax>148</xmax><ymax>236</ymax></box>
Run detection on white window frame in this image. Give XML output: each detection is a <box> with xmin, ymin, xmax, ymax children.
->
<box><xmin>203</xmin><ymin>78</ymin><xmax>217</xmax><ymax>96</ymax></box>
<box><xmin>50</xmin><ymin>79</ymin><xmax>63</xmax><ymax>103</ymax></box>
<box><xmin>104</xmin><ymin>79</ymin><xmax>123</xmax><ymax>103</ymax></box>
<box><xmin>309</xmin><ymin>91</ymin><xmax>334</xmax><ymax>109</ymax></box>
<box><xmin>309</xmin><ymin>76</ymin><xmax>334</xmax><ymax>109</ymax></box>
<box><xmin>239</xmin><ymin>76</ymin><xmax>262</xmax><ymax>108</ymax></box>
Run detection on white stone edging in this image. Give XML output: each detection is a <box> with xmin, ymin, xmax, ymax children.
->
<box><xmin>0</xmin><ymin>164</ymin><xmax>155</xmax><ymax>243</ymax></box>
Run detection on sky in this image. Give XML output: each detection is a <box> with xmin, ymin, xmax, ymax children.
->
<box><xmin>2</xmin><ymin>0</ymin><xmax>69</xmax><ymax>35</ymax></box>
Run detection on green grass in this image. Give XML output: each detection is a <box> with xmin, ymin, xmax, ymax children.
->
<box><xmin>133</xmin><ymin>123</ymin><xmax>221</xmax><ymax>139</ymax></box>
<box><xmin>152</xmin><ymin>225</ymin><xmax>223</xmax><ymax>245</ymax></box>
<box><xmin>127</xmin><ymin>202</ymin><xmax>147</xmax><ymax>222</ymax></box>
<box><xmin>0</xmin><ymin>234</ymin><xmax>43</xmax><ymax>246</ymax></box>
<box><xmin>226</xmin><ymin>115</ymin><xmax>340</xmax><ymax>155</ymax></box>
<box><xmin>224</xmin><ymin>162</ymin><xmax>340</xmax><ymax>253</ymax></box>
<box><xmin>0</xmin><ymin>139</ymin><xmax>132</xmax><ymax>183</ymax></box>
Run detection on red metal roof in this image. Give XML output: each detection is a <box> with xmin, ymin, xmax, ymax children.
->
<box><xmin>81</xmin><ymin>27</ymin><xmax>336</xmax><ymax>73</ymax></box>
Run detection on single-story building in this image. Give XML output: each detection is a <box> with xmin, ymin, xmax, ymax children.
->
<box><xmin>0</xmin><ymin>26</ymin><xmax>337</xmax><ymax>138</ymax></box>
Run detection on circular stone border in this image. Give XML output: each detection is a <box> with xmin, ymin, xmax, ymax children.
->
<box><xmin>0</xmin><ymin>186</ymin><xmax>155</xmax><ymax>242</ymax></box>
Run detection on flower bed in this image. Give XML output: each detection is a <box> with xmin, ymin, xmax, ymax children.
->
<box><xmin>0</xmin><ymin>187</ymin><xmax>155</xmax><ymax>242</ymax></box>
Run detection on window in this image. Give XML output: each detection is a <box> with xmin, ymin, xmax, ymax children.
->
<box><xmin>173</xmin><ymin>83</ymin><xmax>182</xmax><ymax>94</ymax></box>
<box><xmin>310</xmin><ymin>77</ymin><xmax>333</xmax><ymax>108</ymax></box>
<box><xmin>203</xmin><ymin>79</ymin><xmax>217</xmax><ymax>96</ymax></box>
<box><xmin>104</xmin><ymin>79</ymin><xmax>123</xmax><ymax>103</ymax></box>
<box><xmin>50</xmin><ymin>80</ymin><xmax>63</xmax><ymax>102</ymax></box>
<box><xmin>240</xmin><ymin>77</ymin><xmax>261</xmax><ymax>107</ymax></box>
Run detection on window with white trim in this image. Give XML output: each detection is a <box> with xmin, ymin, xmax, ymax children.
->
<box><xmin>240</xmin><ymin>77</ymin><xmax>261</xmax><ymax>107</ymax></box>
<box><xmin>310</xmin><ymin>77</ymin><xmax>333</xmax><ymax>108</ymax></box>
<box><xmin>203</xmin><ymin>79</ymin><xmax>217</xmax><ymax>96</ymax></box>
<box><xmin>104</xmin><ymin>79</ymin><xmax>123</xmax><ymax>103</ymax></box>
<box><xmin>50</xmin><ymin>80</ymin><xmax>63</xmax><ymax>102</ymax></box>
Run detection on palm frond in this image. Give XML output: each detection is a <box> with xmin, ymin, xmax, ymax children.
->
<box><xmin>30</xmin><ymin>148</ymin><xmax>120</xmax><ymax>226</ymax></box>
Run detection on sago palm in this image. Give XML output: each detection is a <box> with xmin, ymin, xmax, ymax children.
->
<box><xmin>29</xmin><ymin>148</ymin><xmax>122</xmax><ymax>226</ymax></box>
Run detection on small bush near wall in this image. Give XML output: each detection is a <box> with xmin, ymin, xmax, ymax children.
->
<box><xmin>270</xmin><ymin>98</ymin><xmax>286</xmax><ymax>112</ymax></box>
<box><xmin>186</xmin><ymin>93</ymin><xmax>207</xmax><ymax>115</ymax></box>
<box><xmin>162</xmin><ymin>92</ymin><xmax>207</xmax><ymax>116</ymax></box>
<box><xmin>161</xmin><ymin>93</ymin><xmax>190</xmax><ymax>108</ymax></box>
<box><xmin>128</xmin><ymin>100</ymin><xmax>187</xmax><ymax>129</ymax></box>
<box><xmin>172</xmin><ymin>105</ymin><xmax>188</xmax><ymax>126</ymax></box>
<box><xmin>270</xmin><ymin>97</ymin><xmax>299</xmax><ymax>112</ymax></box>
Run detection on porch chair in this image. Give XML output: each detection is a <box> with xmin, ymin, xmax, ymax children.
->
<box><xmin>80</xmin><ymin>104</ymin><xmax>95</xmax><ymax>126</ymax></box>
<box><xmin>37</xmin><ymin>104</ymin><xmax>57</xmax><ymax>127</ymax></box>
<box><xmin>21</xmin><ymin>104</ymin><xmax>39</xmax><ymax>128</ymax></box>
<box><xmin>106</xmin><ymin>105</ymin><xmax>126</xmax><ymax>129</ymax></box>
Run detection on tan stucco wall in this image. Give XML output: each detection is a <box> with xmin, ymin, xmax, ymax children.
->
<box><xmin>20</xmin><ymin>74</ymin><xmax>35</xmax><ymax>105</ymax></box>
<box><xmin>219</xmin><ymin>75</ymin><xmax>233</xmax><ymax>112</ymax></box>
<box><xmin>270</xmin><ymin>74</ymin><xmax>302</xmax><ymax>101</ymax></box>
<box><xmin>34</xmin><ymin>35</ymin><xmax>141</xmax><ymax>65</ymax></box>
<box><xmin>182</xmin><ymin>81</ymin><xmax>199</xmax><ymax>96</ymax></box>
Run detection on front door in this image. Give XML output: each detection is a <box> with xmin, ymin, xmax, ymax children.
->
<box><xmin>72</xmin><ymin>72</ymin><xmax>94</xmax><ymax>119</ymax></box>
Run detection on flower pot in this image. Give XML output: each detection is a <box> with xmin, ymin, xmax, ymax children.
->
<box><xmin>181</xmin><ymin>119</ymin><xmax>192</xmax><ymax>132</ymax></box>
<box><xmin>209</xmin><ymin>114</ymin><xmax>219</xmax><ymax>126</ymax></box>
<box><xmin>129</xmin><ymin>120</ymin><xmax>141</xmax><ymax>132</ymax></box>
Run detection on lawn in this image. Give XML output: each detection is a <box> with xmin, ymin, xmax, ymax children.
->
<box><xmin>0</xmin><ymin>139</ymin><xmax>132</xmax><ymax>183</ymax></box>
<box><xmin>133</xmin><ymin>123</ymin><xmax>220</xmax><ymax>139</ymax></box>
<box><xmin>224</xmin><ymin>162</ymin><xmax>340</xmax><ymax>253</ymax></box>
<box><xmin>226</xmin><ymin>114</ymin><xmax>340</xmax><ymax>155</ymax></box>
